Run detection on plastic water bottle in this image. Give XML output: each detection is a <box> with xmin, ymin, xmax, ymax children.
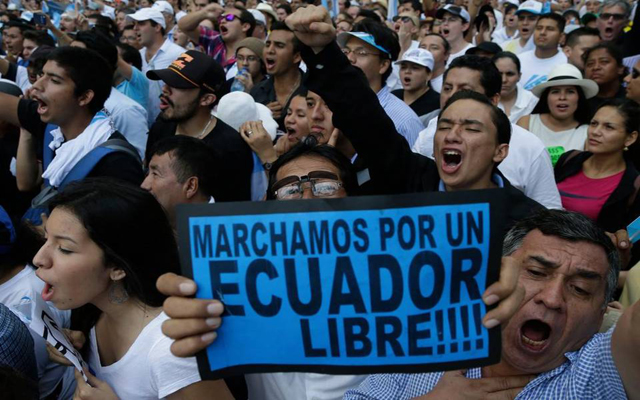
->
<box><xmin>230</xmin><ymin>67</ymin><xmax>248</xmax><ymax>92</ymax></box>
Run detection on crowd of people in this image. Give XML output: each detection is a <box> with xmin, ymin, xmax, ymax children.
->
<box><xmin>0</xmin><ymin>0</ymin><xmax>639</xmax><ymax>397</ymax></box>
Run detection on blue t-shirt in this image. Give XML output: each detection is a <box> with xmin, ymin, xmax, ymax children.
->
<box><xmin>116</xmin><ymin>66</ymin><xmax>149</xmax><ymax>108</ymax></box>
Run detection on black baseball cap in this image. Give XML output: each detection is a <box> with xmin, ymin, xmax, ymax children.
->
<box><xmin>466</xmin><ymin>41</ymin><xmax>502</xmax><ymax>56</ymax></box>
<box><xmin>147</xmin><ymin>50</ymin><xmax>225</xmax><ymax>93</ymax></box>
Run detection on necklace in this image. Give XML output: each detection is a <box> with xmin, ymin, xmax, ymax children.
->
<box><xmin>197</xmin><ymin>116</ymin><xmax>214</xmax><ymax>139</ymax></box>
<box><xmin>280</xmin><ymin>71</ymin><xmax>302</xmax><ymax>110</ymax></box>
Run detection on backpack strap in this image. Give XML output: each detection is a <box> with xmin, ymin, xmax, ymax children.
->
<box><xmin>58</xmin><ymin>137</ymin><xmax>141</xmax><ymax>189</ymax></box>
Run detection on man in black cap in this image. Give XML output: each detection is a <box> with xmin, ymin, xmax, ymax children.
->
<box><xmin>145</xmin><ymin>50</ymin><xmax>253</xmax><ymax>202</ymax></box>
<box><xmin>465</xmin><ymin>41</ymin><xmax>502</xmax><ymax>58</ymax></box>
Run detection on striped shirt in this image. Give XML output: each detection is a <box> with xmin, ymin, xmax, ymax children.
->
<box><xmin>344</xmin><ymin>328</ymin><xmax>626</xmax><ymax>399</ymax></box>
<box><xmin>376</xmin><ymin>86</ymin><xmax>423</xmax><ymax>148</ymax></box>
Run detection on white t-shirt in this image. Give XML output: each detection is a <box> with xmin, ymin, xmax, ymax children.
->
<box><xmin>528</xmin><ymin>114</ymin><xmax>588</xmax><ymax>164</ymax></box>
<box><xmin>0</xmin><ymin>266</ymin><xmax>75</xmax><ymax>399</ymax></box>
<box><xmin>88</xmin><ymin>312</ymin><xmax>201</xmax><ymax>399</ymax></box>
<box><xmin>492</xmin><ymin>27</ymin><xmax>519</xmax><ymax>45</ymax></box>
<box><xmin>104</xmin><ymin>88</ymin><xmax>148</xmax><ymax>159</ymax></box>
<box><xmin>518</xmin><ymin>50</ymin><xmax>568</xmax><ymax>91</ymax></box>
<box><xmin>412</xmin><ymin>116</ymin><xmax>562</xmax><ymax>209</ymax></box>
<box><xmin>446</xmin><ymin>42</ymin><xmax>474</xmax><ymax>67</ymax></box>
<box><xmin>430</xmin><ymin>73</ymin><xmax>443</xmax><ymax>93</ymax></box>
<box><xmin>501</xmin><ymin>36</ymin><xmax>534</xmax><ymax>55</ymax></box>
<box><xmin>246</xmin><ymin>373</ymin><xmax>367</xmax><ymax>400</ymax></box>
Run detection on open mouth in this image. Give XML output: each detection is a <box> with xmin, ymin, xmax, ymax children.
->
<box><xmin>605</xmin><ymin>27</ymin><xmax>613</xmax><ymax>35</ymax></box>
<box><xmin>265</xmin><ymin>57</ymin><xmax>276</xmax><ymax>70</ymax></box>
<box><xmin>520</xmin><ymin>319</ymin><xmax>551</xmax><ymax>350</ymax></box>
<box><xmin>42</xmin><ymin>281</ymin><xmax>55</xmax><ymax>301</ymax></box>
<box><xmin>442</xmin><ymin>28</ymin><xmax>450</xmax><ymax>36</ymax></box>
<box><xmin>220</xmin><ymin>25</ymin><xmax>229</xmax><ymax>35</ymax></box>
<box><xmin>35</xmin><ymin>97</ymin><xmax>48</xmax><ymax>115</ymax></box>
<box><xmin>441</xmin><ymin>149</ymin><xmax>462</xmax><ymax>173</ymax></box>
<box><xmin>556</xmin><ymin>104</ymin><xmax>569</xmax><ymax>112</ymax></box>
<box><xmin>159</xmin><ymin>96</ymin><xmax>172</xmax><ymax>110</ymax></box>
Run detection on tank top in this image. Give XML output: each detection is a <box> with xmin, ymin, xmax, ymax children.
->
<box><xmin>528</xmin><ymin>114</ymin><xmax>588</xmax><ymax>166</ymax></box>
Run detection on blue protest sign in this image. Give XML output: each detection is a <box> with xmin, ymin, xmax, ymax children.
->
<box><xmin>177</xmin><ymin>191</ymin><xmax>505</xmax><ymax>379</ymax></box>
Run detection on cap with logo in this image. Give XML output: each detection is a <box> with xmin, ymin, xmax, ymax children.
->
<box><xmin>147</xmin><ymin>50</ymin><xmax>225</xmax><ymax>93</ymax></box>
<box><xmin>516</xmin><ymin>0</ymin><xmax>543</xmax><ymax>15</ymax></box>
<box><xmin>436</xmin><ymin>4</ymin><xmax>471</xmax><ymax>22</ymax></box>
<box><xmin>394</xmin><ymin>48</ymin><xmax>434</xmax><ymax>71</ymax></box>
<box><xmin>127</xmin><ymin>8</ymin><xmax>166</xmax><ymax>29</ymax></box>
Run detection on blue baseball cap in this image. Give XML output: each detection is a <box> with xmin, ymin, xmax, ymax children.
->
<box><xmin>337</xmin><ymin>31</ymin><xmax>391</xmax><ymax>58</ymax></box>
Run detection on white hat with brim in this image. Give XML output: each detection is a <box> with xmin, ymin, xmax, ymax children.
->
<box><xmin>256</xmin><ymin>3</ymin><xmax>278</xmax><ymax>21</ymax></box>
<box><xmin>531</xmin><ymin>63</ymin><xmax>599</xmax><ymax>99</ymax></box>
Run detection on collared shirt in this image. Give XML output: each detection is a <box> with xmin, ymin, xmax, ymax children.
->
<box><xmin>345</xmin><ymin>328</ymin><xmax>626</xmax><ymax>400</ymax></box>
<box><xmin>498</xmin><ymin>85</ymin><xmax>539</xmax><ymax>123</ymax></box>
<box><xmin>438</xmin><ymin>173</ymin><xmax>504</xmax><ymax>191</ymax></box>
<box><xmin>140</xmin><ymin>39</ymin><xmax>186</xmax><ymax>126</ymax></box>
<box><xmin>198</xmin><ymin>26</ymin><xmax>235</xmax><ymax>70</ymax></box>
<box><xmin>376</xmin><ymin>86</ymin><xmax>423</xmax><ymax>147</ymax></box>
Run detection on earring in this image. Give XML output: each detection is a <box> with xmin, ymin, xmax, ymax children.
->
<box><xmin>624</xmin><ymin>146</ymin><xmax>629</xmax><ymax>151</ymax></box>
<box><xmin>108</xmin><ymin>281</ymin><xmax>129</xmax><ymax>304</ymax></box>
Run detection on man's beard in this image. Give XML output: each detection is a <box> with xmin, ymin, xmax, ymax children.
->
<box><xmin>159</xmin><ymin>95</ymin><xmax>200</xmax><ymax>123</ymax></box>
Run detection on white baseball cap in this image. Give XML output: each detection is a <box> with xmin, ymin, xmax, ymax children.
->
<box><xmin>516</xmin><ymin>0</ymin><xmax>543</xmax><ymax>15</ymax></box>
<box><xmin>153</xmin><ymin>1</ymin><xmax>174</xmax><ymax>15</ymax></box>
<box><xmin>248</xmin><ymin>9</ymin><xmax>266</xmax><ymax>26</ymax></box>
<box><xmin>394</xmin><ymin>48</ymin><xmax>434</xmax><ymax>71</ymax></box>
<box><xmin>436</xmin><ymin>4</ymin><xmax>471</xmax><ymax>22</ymax></box>
<box><xmin>127</xmin><ymin>8</ymin><xmax>166</xmax><ymax>29</ymax></box>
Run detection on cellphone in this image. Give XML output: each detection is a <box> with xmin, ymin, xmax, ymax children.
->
<box><xmin>33</xmin><ymin>13</ymin><xmax>46</xmax><ymax>26</ymax></box>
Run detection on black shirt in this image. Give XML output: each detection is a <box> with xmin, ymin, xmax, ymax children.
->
<box><xmin>17</xmin><ymin>99</ymin><xmax>144</xmax><ymax>187</ymax></box>
<box><xmin>391</xmin><ymin>88</ymin><xmax>440</xmax><ymax>117</ymax></box>
<box><xmin>146</xmin><ymin>117</ymin><xmax>253</xmax><ymax>202</ymax></box>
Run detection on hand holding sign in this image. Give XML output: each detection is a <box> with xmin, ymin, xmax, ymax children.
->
<box><xmin>158</xmin><ymin>272</ymin><xmax>223</xmax><ymax>357</ymax></box>
<box><xmin>46</xmin><ymin>329</ymin><xmax>86</xmax><ymax>366</ymax></box>
<box><xmin>73</xmin><ymin>368</ymin><xmax>119</xmax><ymax>400</ymax></box>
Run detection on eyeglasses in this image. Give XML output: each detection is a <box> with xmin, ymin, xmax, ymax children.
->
<box><xmin>272</xmin><ymin>171</ymin><xmax>344</xmax><ymax>200</ymax></box>
<box><xmin>219</xmin><ymin>14</ymin><xmax>240</xmax><ymax>23</ymax></box>
<box><xmin>599</xmin><ymin>13</ymin><xmax>626</xmax><ymax>21</ymax></box>
<box><xmin>341</xmin><ymin>47</ymin><xmax>381</xmax><ymax>58</ymax></box>
<box><xmin>236</xmin><ymin>55</ymin><xmax>260</xmax><ymax>63</ymax></box>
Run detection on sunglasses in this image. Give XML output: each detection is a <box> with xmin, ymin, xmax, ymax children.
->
<box><xmin>599</xmin><ymin>13</ymin><xmax>626</xmax><ymax>21</ymax></box>
<box><xmin>219</xmin><ymin>14</ymin><xmax>241</xmax><ymax>23</ymax></box>
<box><xmin>392</xmin><ymin>16</ymin><xmax>413</xmax><ymax>23</ymax></box>
<box><xmin>632</xmin><ymin>69</ymin><xmax>640</xmax><ymax>79</ymax></box>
